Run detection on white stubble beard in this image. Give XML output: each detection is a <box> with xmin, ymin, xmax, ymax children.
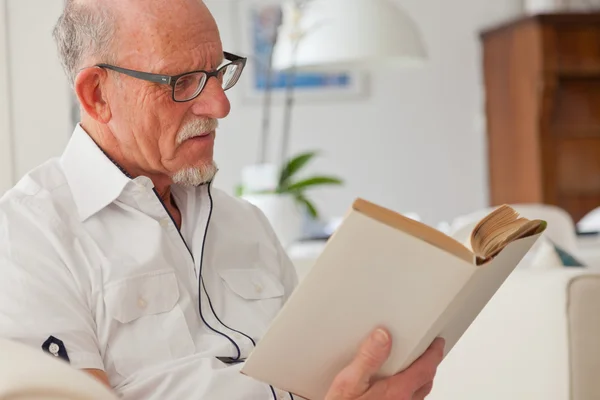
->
<box><xmin>172</xmin><ymin>118</ymin><xmax>219</xmax><ymax>187</ymax></box>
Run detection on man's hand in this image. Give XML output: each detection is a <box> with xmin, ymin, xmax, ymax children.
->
<box><xmin>325</xmin><ymin>329</ymin><xmax>445</xmax><ymax>400</ymax></box>
<box><xmin>83</xmin><ymin>369</ymin><xmax>112</xmax><ymax>389</ymax></box>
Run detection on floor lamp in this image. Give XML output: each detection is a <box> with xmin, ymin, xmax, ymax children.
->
<box><xmin>271</xmin><ymin>0</ymin><xmax>427</xmax><ymax>164</ymax></box>
<box><xmin>240</xmin><ymin>0</ymin><xmax>427</xmax><ymax>246</ymax></box>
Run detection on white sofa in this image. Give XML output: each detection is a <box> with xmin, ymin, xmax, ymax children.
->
<box><xmin>429</xmin><ymin>206</ymin><xmax>600</xmax><ymax>398</ymax></box>
<box><xmin>427</xmin><ymin>268</ymin><xmax>600</xmax><ymax>400</ymax></box>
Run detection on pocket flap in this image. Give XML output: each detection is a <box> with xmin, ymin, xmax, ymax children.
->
<box><xmin>218</xmin><ymin>268</ymin><xmax>285</xmax><ymax>300</ymax></box>
<box><xmin>104</xmin><ymin>270</ymin><xmax>180</xmax><ymax>324</ymax></box>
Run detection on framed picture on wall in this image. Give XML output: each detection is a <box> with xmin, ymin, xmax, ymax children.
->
<box><xmin>234</xmin><ymin>0</ymin><xmax>367</xmax><ymax>103</ymax></box>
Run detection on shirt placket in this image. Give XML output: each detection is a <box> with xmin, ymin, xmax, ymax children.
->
<box><xmin>130</xmin><ymin>177</ymin><xmax>197</xmax><ymax>280</ymax></box>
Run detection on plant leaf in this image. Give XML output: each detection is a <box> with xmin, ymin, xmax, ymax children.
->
<box><xmin>278</xmin><ymin>151</ymin><xmax>318</xmax><ymax>189</ymax></box>
<box><xmin>295</xmin><ymin>194</ymin><xmax>319</xmax><ymax>220</ymax></box>
<box><xmin>285</xmin><ymin>176</ymin><xmax>344</xmax><ymax>193</ymax></box>
<box><xmin>234</xmin><ymin>184</ymin><xmax>245</xmax><ymax>197</ymax></box>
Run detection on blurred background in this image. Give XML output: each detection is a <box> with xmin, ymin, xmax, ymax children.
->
<box><xmin>0</xmin><ymin>0</ymin><xmax>521</xmax><ymax>228</ymax></box>
<box><xmin>2</xmin><ymin>0</ymin><xmax>600</xmax><ymax>254</ymax></box>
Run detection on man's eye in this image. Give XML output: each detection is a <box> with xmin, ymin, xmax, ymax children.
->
<box><xmin>175</xmin><ymin>76</ymin><xmax>195</xmax><ymax>90</ymax></box>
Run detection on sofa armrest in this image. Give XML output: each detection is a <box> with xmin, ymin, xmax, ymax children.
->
<box><xmin>428</xmin><ymin>269</ymin><xmax>599</xmax><ymax>400</ymax></box>
<box><xmin>568</xmin><ymin>274</ymin><xmax>600</xmax><ymax>400</ymax></box>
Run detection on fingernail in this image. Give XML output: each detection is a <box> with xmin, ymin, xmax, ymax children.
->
<box><xmin>372</xmin><ymin>329</ymin><xmax>390</xmax><ymax>347</ymax></box>
<box><xmin>437</xmin><ymin>338</ymin><xmax>446</xmax><ymax>354</ymax></box>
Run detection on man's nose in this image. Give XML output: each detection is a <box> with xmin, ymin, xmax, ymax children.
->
<box><xmin>189</xmin><ymin>78</ymin><xmax>231</xmax><ymax>119</ymax></box>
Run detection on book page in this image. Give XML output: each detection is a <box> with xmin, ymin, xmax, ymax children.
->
<box><xmin>470</xmin><ymin>204</ymin><xmax>546</xmax><ymax>262</ymax></box>
<box><xmin>353</xmin><ymin>199</ymin><xmax>475</xmax><ymax>264</ymax></box>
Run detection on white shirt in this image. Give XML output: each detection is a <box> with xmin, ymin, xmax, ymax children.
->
<box><xmin>0</xmin><ymin>125</ymin><xmax>299</xmax><ymax>399</ymax></box>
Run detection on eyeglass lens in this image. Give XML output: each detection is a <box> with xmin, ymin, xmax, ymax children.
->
<box><xmin>173</xmin><ymin>62</ymin><xmax>243</xmax><ymax>101</ymax></box>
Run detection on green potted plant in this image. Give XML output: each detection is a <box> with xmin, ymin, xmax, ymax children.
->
<box><xmin>238</xmin><ymin>151</ymin><xmax>343</xmax><ymax>246</ymax></box>
<box><xmin>238</xmin><ymin>150</ymin><xmax>342</xmax><ymax>218</ymax></box>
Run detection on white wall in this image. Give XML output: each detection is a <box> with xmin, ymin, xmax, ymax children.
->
<box><xmin>207</xmin><ymin>0</ymin><xmax>524</xmax><ymax>226</ymax></box>
<box><xmin>2</xmin><ymin>0</ymin><xmax>524</xmax><ymax>226</ymax></box>
<box><xmin>0</xmin><ymin>0</ymin><xmax>14</xmax><ymax>193</ymax></box>
<box><xmin>5</xmin><ymin>0</ymin><xmax>72</xmax><ymax>182</ymax></box>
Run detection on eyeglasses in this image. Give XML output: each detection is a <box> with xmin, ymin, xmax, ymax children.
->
<box><xmin>96</xmin><ymin>52</ymin><xmax>247</xmax><ymax>102</ymax></box>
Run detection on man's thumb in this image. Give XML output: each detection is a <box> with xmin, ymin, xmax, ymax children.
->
<box><xmin>328</xmin><ymin>329</ymin><xmax>392</xmax><ymax>398</ymax></box>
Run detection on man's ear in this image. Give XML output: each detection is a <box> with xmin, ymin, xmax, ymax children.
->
<box><xmin>74</xmin><ymin>67</ymin><xmax>112</xmax><ymax>123</ymax></box>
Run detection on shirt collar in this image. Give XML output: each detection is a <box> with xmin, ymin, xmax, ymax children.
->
<box><xmin>61</xmin><ymin>124</ymin><xmax>134</xmax><ymax>221</ymax></box>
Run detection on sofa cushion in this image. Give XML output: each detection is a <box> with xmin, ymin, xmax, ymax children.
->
<box><xmin>529</xmin><ymin>238</ymin><xmax>586</xmax><ymax>269</ymax></box>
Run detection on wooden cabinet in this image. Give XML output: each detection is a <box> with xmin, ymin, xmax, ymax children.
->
<box><xmin>481</xmin><ymin>13</ymin><xmax>600</xmax><ymax>223</ymax></box>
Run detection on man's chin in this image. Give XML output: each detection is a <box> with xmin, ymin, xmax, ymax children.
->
<box><xmin>172</xmin><ymin>162</ymin><xmax>218</xmax><ymax>187</ymax></box>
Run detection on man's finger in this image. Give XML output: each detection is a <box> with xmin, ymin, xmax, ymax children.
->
<box><xmin>413</xmin><ymin>381</ymin><xmax>434</xmax><ymax>400</ymax></box>
<box><xmin>327</xmin><ymin>328</ymin><xmax>392</xmax><ymax>398</ymax></box>
<box><xmin>395</xmin><ymin>338</ymin><xmax>445</xmax><ymax>390</ymax></box>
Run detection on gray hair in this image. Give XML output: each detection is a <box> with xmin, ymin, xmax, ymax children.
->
<box><xmin>52</xmin><ymin>0</ymin><xmax>117</xmax><ymax>85</ymax></box>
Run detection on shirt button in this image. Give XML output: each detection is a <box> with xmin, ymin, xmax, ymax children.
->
<box><xmin>49</xmin><ymin>343</ymin><xmax>60</xmax><ymax>357</ymax></box>
<box><xmin>137</xmin><ymin>297</ymin><xmax>147</xmax><ymax>309</ymax></box>
<box><xmin>254</xmin><ymin>284</ymin><xmax>263</xmax><ymax>294</ymax></box>
<box><xmin>160</xmin><ymin>218</ymin><xmax>170</xmax><ymax>228</ymax></box>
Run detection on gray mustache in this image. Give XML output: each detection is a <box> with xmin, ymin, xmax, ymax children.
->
<box><xmin>177</xmin><ymin>119</ymin><xmax>219</xmax><ymax>144</ymax></box>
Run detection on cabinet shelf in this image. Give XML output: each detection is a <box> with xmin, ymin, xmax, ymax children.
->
<box><xmin>482</xmin><ymin>12</ymin><xmax>600</xmax><ymax>223</ymax></box>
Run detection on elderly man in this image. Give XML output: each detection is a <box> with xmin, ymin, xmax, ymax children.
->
<box><xmin>0</xmin><ymin>0</ymin><xmax>444</xmax><ymax>399</ymax></box>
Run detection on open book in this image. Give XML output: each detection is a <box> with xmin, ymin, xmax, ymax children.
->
<box><xmin>242</xmin><ymin>199</ymin><xmax>547</xmax><ymax>400</ymax></box>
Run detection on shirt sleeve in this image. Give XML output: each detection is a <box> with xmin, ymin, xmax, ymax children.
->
<box><xmin>0</xmin><ymin>202</ymin><xmax>104</xmax><ymax>371</ymax></box>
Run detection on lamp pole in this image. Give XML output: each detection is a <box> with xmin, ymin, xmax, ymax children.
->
<box><xmin>258</xmin><ymin>7</ymin><xmax>283</xmax><ymax>165</ymax></box>
<box><xmin>279</xmin><ymin>40</ymin><xmax>299</xmax><ymax>168</ymax></box>
<box><xmin>278</xmin><ymin>0</ymin><xmax>308</xmax><ymax>168</ymax></box>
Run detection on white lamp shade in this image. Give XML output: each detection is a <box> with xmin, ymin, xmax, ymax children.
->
<box><xmin>272</xmin><ymin>0</ymin><xmax>427</xmax><ymax>71</ymax></box>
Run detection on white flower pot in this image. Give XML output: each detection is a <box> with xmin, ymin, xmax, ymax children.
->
<box><xmin>242</xmin><ymin>193</ymin><xmax>304</xmax><ymax>248</ymax></box>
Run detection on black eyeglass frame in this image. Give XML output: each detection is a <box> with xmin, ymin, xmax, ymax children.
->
<box><xmin>95</xmin><ymin>51</ymin><xmax>247</xmax><ymax>103</ymax></box>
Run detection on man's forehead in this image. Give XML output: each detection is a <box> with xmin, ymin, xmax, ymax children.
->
<box><xmin>153</xmin><ymin>42</ymin><xmax>225</xmax><ymax>75</ymax></box>
<box><xmin>85</xmin><ymin>0</ymin><xmax>202</xmax><ymax>15</ymax></box>
<box><xmin>103</xmin><ymin>0</ymin><xmax>222</xmax><ymax>72</ymax></box>
<box><xmin>94</xmin><ymin>0</ymin><xmax>216</xmax><ymax>39</ymax></box>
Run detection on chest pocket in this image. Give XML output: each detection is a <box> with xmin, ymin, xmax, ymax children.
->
<box><xmin>218</xmin><ymin>268</ymin><xmax>285</xmax><ymax>324</ymax></box>
<box><xmin>103</xmin><ymin>269</ymin><xmax>195</xmax><ymax>378</ymax></box>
